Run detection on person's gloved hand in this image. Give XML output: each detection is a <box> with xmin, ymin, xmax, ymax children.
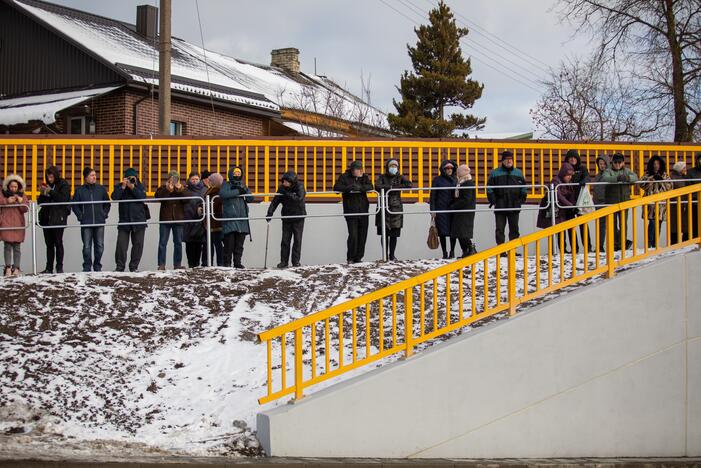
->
<box><xmin>489</xmin><ymin>203</ymin><xmax>494</xmax><ymax>209</ymax></box>
<box><xmin>653</xmin><ymin>174</ymin><xmax>663</xmax><ymax>181</ymax></box>
<box><xmin>617</xmin><ymin>174</ymin><xmax>627</xmax><ymax>182</ymax></box>
<box><xmin>266</xmin><ymin>217</ymin><xmax>272</xmax><ymax>223</ymax></box>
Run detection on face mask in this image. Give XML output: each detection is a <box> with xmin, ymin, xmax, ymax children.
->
<box><xmin>388</xmin><ymin>166</ymin><xmax>398</xmax><ymax>176</ymax></box>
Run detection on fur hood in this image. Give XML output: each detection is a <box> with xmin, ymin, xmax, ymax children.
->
<box><xmin>2</xmin><ymin>174</ymin><xmax>26</xmax><ymax>193</ymax></box>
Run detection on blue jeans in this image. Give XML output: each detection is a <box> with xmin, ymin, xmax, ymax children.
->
<box><xmin>158</xmin><ymin>223</ymin><xmax>183</xmax><ymax>267</ymax></box>
<box><xmin>81</xmin><ymin>226</ymin><xmax>105</xmax><ymax>272</ymax></box>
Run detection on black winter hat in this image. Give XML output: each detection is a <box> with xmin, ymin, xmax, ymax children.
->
<box><xmin>501</xmin><ymin>150</ymin><xmax>514</xmax><ymax>161</ymax></box>
<box><xmin>201</xmin><ymin>170</ymin><xmax>212</xmax><ymax>180</ymax></box>
<box><xmin>83</xmin><ymin>167</ymin><xmax>94</xmax><ymax>179</ymax></box>
<box><xmin>612</xmin><ymin>153</ymin><xmax>625</xmax><ymax>162</ymax></box>
<box><xmin>565</xmin><ymin>149</ymin><xmax>579</xmax><ymax>160</ymax></box>
<box><xmin>349</xmin><ymin>160</ymin><xmax>363</xmax><ymax>171</ymax></box>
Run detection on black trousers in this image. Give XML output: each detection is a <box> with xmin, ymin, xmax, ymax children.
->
<box><xmin>345</xmin><ymin>215</ymin><xmax>369</xmax><ymax>262</ymax></box>
<box><xmin>494</xmin><ymin>211</ymin><xmax>520</xmax><ymax>245</ymax></box>
<box><xmin>43</xmin><ymin>227</ymin><xmax>65</xmax><ymax>271</ymax></box>
<box><xmin>281</xmin><ymin>220</ymin><xmax>304</xmax><ymax>266</ymax></box>
<box><xmin>612</xmin><ymin>210</ymin><xmax>630</xmax><ymax>249</ymax></box>
<box><xmin>185</xmin><ymin>241</ymin><xmax>204</xmax><ymax>268</ymax></box>
<box><xmin>115</xmin><ymin>227</ymin><xmax>145</xmax><ymax>272</ymax></box>
<box><xmin>223</xmin><ymin>232</ymin><xmax>247</xmax><ymax>267</ymax></box>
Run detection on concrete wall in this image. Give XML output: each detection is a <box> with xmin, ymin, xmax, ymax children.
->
<box><xmin>257</xmin><ymin>250</ymin><xmax>701</xmax><ymax>458</ymax></box>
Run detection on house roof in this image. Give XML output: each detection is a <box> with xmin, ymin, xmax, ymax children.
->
<box><xmin>9</xmin><ymin>0</ymin><xmax>387</xmax><ymax>129</ymax></box>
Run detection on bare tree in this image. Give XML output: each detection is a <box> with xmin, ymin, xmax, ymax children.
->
<box><xmin>530</xmin><ymin>56</ymin><xmax>664</xmax><ymax>140</ymax></box>
<box><xmin>557</xmin><ymin>0</ymin><xmax>701</xmax><ymax>141</ymax></box>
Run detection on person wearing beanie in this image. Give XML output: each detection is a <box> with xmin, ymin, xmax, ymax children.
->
<box><xmin>333</xmin><ymin>160</ymin><xmax>374</xmax><ymax>263</ymax></box>
<box><xmin>266</xmin><ymin>170</ymin><xmax>307</xmax><ymax>268</ymax></box>
<box><xmin>564</xmin><ymin>149</ymin><xmax>592</xmax><ymax>251</ymax></box>
<box><xmin>669</xmin><ymin>160</ymin><xmax>689</xmax><ymax>244</ymax></box>
<box><xmin>71</xmin><ymin>167</ymin><xmax>111</xmax><ymax>272</ymax></box>
<box><xmin>37</xmin><ymin>165</ymin><xmax>71</xmax><ymax>274</ymax></box>
<box><xmin>601</xmin><ymin>153</ymin><xmax>639</xmax><ymax>250</ymax></box>
<box><xmin>537</xmin><ymin>163</ymin><xmax>577</xmax><ymax>253</ymax></box>
<box><xmin>375</xmin><ymin>159</ymin><xmax>412</xmax><ymax>261</ymax></box>
<box><xmin>486</xmin><ymin>150</ymin><xmax>528</xmax><ymax>247</ymax></box>
<box><xmin>640</xmin><ymin>155</ymin><xmax>672</xmax><ymax>248</ymax></box>
<box><xmin>154</xmin><ymin>170</ymin><xmax>186</xmax><ymax>270</ymax></box>
<box><xmin>687</xmin><ymin>153</ymin><xmax>701</xmax><ymax>239</ymax></box>
<box><xmin>220</xmin><ymin>165</ymin><xmax>252</xmax><ymax>268</ymax></box>
<box><xmin>449</xmin><ymin>164</ymin><xmax>477</xmax><ymax>258</ymax></box>
<box><xmin>183</xmin><ymin>171</ymin><xmax>208</xmax><ymax>268</ymax></box>
<box><xmin>430</xmin><ymin>160</ymin><xmax>457</xmax><ymax>259</ymax></box>
<box><xmin>204</xmin><ymin>172</ymin><xmax>225</xmax><ymax>266</ymax></box>
<box><xmin>111</xmin><ymin>167</ymin><xmax>148</xmax><ymax>272</ymax></box>
<box><xmin>201</xmin><ymin>170</ymin><xmax>212</xmax><ymax>188</ymax></box>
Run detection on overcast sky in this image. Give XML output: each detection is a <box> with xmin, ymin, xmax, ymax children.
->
<box><xmin>51</xmin><ymin>0</ymin><xmax>590</xmax><ymax>134</ymax></box>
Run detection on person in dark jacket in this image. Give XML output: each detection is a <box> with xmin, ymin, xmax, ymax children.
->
<box><xmin>564</xmin><ymin>149</ymin><xmax>592</xmax><ymax>251</ymax></box>
<box><xmin>601</xmin><ymin>153</ymin><xmax>639</xmax><ymax>250</ymax></box>
<box><xmin>487</xmin><ymin>151</ymin><xmax>528</xmax><ymax>246</ymax></box>
<box><xmin>183</xmin><ymin>172</ymin><xmax>208</xmax><ymax>268</ymax></box>
<box><xmin>266</xmin><ymin>170</ymin><xmax>307</xmax><ymax>268</ymax></box>
<box><xmin>640</xmin><ymin>155</ymin><xmax>672</xmax><ymax>248</ymax></box>
<box><xmin>449</xmin><ymin>165</ymin><xmax>477</xmax><ymax>257</ymax></box>
<box><xmin>669</xmin><ymin>161</ymin><xmax>689</xmax><ymax>244</ymax></box>
<box><xmin>537</xmin><ymin>163</ymin><xmax>577</xmax><ymax>253</ymax></box>
<box><xmin>204</xmin><ymin>173</ymin><xmax>225</xmax><ymax>266</ymax></box>
<box><xmin>154</xmin><ymin>170</ymin><xmax>186</xmax><ymax>270</ymax></box>
<box><xmin>687</xmin><ymin>153</ymin><xmax>701</xmax><ymax>239</ymax></box>
<box><xmin>37</xmin><ymin>165</ymin><xmax>71</xmax><ymax>273</ymax></box>
<box><xmin>593</xmin><ymin>155</ymin><xmax>610</xmax><ymax>251</ymax></box>
<box><xmin>375</xmin><ymin>159</ymin><xmax>412</xmax><ymax>261</ymax></box>
<box><xmin>220</xmin><ymin>166</ymin><xmax>252</xmax><ymax>268</ymax></box>
<box><xmin>72</xmin><ymin>167</ymin><xmax>110</xmax><ymax>272</ymax></box>
<box><xmin>112</xmin><ymin>167</ymin><xmax>148</xmax><ymax>272</ymax></box>
<box><xmin>333</xmin><ymin>160</ymin><xmax>374</xmax><ymax>263</ymax></box>
<box><xmin>430</xmin><ymin>160</ymin><xmax>457</xmax><ymax>259</ymax></box>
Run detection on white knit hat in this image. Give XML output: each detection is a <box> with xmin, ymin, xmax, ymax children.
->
<box><xmin>672</xmin><ymin>161</ymin><xmax>686</xmax><ymax>172</ymax></box>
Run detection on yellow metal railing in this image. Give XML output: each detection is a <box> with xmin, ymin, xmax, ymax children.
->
<box><xmin>257</xmin><ymin>184</ymin><xmax>701</xmax><ymax>404</ymax></box>
<box><xmin>1</xmin><ymin>137</ymin><xmax>699</xmax><ymax>201</ymax></box>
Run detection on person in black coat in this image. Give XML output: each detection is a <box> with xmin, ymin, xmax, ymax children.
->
<box><xmin>266</xmin><ymin>170</ymin><xmax>307</xmax><ymax>268</ymax></box>
<box><xmin>449</xmin><ymin>165</ymin><xmax>477</xmax><ymax>257</ymax></box>
<box><xmin>375</xmin><ymin>158</ymin><xmax>412</xmax><ymax>261</ymax></box>
<box><xmin>333</xmin><ymin>160</ymin><xmax>374</xmax><ymax>263</ymax></box>
<box><xmin>564</xmin><ymin>149</ymin><xmax>592</xmax><ymax>251</ymax></box>
<box><xmin>486</xmin><ymin>151</ymin><xmax>528</xmax><ymax>246</ymax></box>
<box><xmin>111</xmin><ymin>167</ymin><xmax>148</xmax><ymax>272</ymax></box>
<box><xmin>183</xmin><ymin>172</ymin><xmax>208</xmax><ymax>268</ymax></box>
<box><xmin>72</xmin><ymin>167</ymin><xmax>110</xmax><ymax>272</ymax></box>
<box><xmin>430</xmin><ymin>160</ymin><xmax>457</xmax><ymax>259</ymax></box>
<box><xmin>37</xmin><ymin>165</ymin><xmax>71</xmax><ymax>273</ymax></box>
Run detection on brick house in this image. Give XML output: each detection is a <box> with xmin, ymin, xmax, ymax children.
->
<box><xmin>0</xmin><ymin>0</ymin><xmax>390</xmax><ymax>137</ymax></box>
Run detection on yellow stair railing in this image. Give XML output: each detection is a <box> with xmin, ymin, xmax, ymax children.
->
<box><xmin>257</xmin><ymin>184</ymin><xmax>701</xmax><ymax>404</ymax></box>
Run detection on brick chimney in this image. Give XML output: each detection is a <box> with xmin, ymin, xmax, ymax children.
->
<box><xmin>136</xmin><ymin>5</ymin><xmax>158</xmax><ymax>39</ymax></box>
<box><xmin>271</xmin><ymin>48</ymin><xmax>300</xmax><ymax>74</ymax></box>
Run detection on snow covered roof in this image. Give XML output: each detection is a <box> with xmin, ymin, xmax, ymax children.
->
<box><xmin>0</xmin><ymin>86</ymin><xmax>119</xmax><ymax>126</ymax></box>
<box><xmin>10</xmin><ymin>0</ymin><xmax>387</xmax><ymax>128</ymax></box>
<box><xmin>470</xmin><ymin>131</ymin><xmax>534</xmax><ymax>140</ymax></box>
<box><xmin>281</xmin><ymin>121</ymin><xmax>347</xmax><ymax>138</ymax></box>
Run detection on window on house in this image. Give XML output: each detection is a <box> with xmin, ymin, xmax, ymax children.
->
<box><xmin>69</xmin><ymin>116</ymin><xmax>86</xmax><ymax>134</ymax></box>
<box><xmin>169</xmin><ymin>121</ymin><xmax>185</xmax><ymax>136</ymax></box>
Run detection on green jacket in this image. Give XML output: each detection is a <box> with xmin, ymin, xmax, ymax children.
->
<box><xmin>601</xmin><ymin>167</ymin><xmax>639</xmax><ymax>204</ymax></box>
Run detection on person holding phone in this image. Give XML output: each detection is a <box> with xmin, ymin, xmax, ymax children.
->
<box><xmin>155</xmin><ymin>170</ymin><xmax>186</xmax><ymax>270</ymax></box>
<box><xmin>112</xmin><ymin>168</ymin><xmax>148</xmax><ymax>272</ymax></box>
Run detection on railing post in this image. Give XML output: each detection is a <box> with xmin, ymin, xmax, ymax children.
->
<box><xmin>205</xmin><ymin>195</ymin><xmax>212</xmax><ymax>267</ymax></box>
<box><xmin>263</xmin><ymin>145</ymin><xmax>270</xmax><ymax>202</ymax></box>
<box><xmin>550</xmin><ymin>183</ymin><xmax>557</xmax><ymax>228</ymax></box>
<box><xmin>380</xmin><ymin>188</ymin><xmax>387</xmax><ymax>262</ymax></box>
<box><xmin>417</xmin><ymin>147</ymin><xmax>424</xmax><ymax>204</ymax></box>
<box><xmin>294</xmin><ymin>328</ymin><xmax>304</xmax><ymax>401</ymax></box>
<box><xmin>404</xmin><ymin>286</ymin><xmax>413</xmax><ymax>358</ymax></box>
<box><xmin>508</xmin><ymin>248</ymin><xmax>517</xmax><ymax>316</ymax></box>
<box><xmin>30</xmin><ymin>202</ymin><xmax>37</xmax><ymax>275</ymax></box>
<box><xmin>606</xmin><ymin>213</ymin><xmax>615</xmax><ymax>278</ymax></box>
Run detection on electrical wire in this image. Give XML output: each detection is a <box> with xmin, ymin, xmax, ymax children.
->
<box><xmin>194</xmin><ymin>0</ymin><xmax>217</xmax><ymax>120</ymax></box>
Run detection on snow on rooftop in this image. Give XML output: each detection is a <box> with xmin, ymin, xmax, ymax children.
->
<box><xmin>0</xmin><ymin>86</ymin><xmax>120</xmax><ymax>125</ymax></box>
<box><xmin>13</xmin><ymin>0</ymin><xmax>386</xmax><ymax>126</ymax></box>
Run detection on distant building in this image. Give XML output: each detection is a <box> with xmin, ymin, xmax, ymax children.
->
<box><xmin>0</xmin><ymin>0</ymin><xmax>390</xmax><ymax>137</ymax></box>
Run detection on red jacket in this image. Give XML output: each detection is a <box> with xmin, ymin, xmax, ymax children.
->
<box><xmin>0</xmin><ymin>175</ymin><xmax>29</xmax><ymax>243</ymax></box>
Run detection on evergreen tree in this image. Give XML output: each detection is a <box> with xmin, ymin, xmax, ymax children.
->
<box><xmin>388</xmin><ymin>1</ymin><xmax>485</xmax><ymax>137</ymax></box>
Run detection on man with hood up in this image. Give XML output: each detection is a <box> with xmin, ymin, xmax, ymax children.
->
<box><xmin>487</xmin><ymin>151</ymin><xmax>528</xmax><ymax>247</ymax></box>
<box><xmin>112</xmin><ymin>167</ymin><xmax>148</xmax><ymax>272</ymax></box>
<box><xmin>220</xmin><ymin>166</ymin><xmax>252</xmax><ymax>268</ymax></box>
<box><xmin>430</xmin><ymin>160</ymin><xmax>457</xmax><ymax>259</ymax></box>
<box><xmin>266</xmin><ymin>170</ymin><xmax>306</xmax><ymax>268</ymax></box>
<box><xmin>37</xmin><ymin>166</ymin><xmax>71</xmax><ymax>273</ymax></box>
<box><xmin>333</xmin><ymin>160</ymin><xmax>374</xmax><ymax>263</ymax></box>
<box><xmin>375</xmin><ymin>158</ymin><xmax>412</xmax><ymax>261</ymax></box>
<box><xmin>564</xmin><ymin>149</ymin><xmax>592</xmax><ymax>251</ymax></box>
<box><xmin>593</xmin><ymin>154</ymin><xmax>610</xmax><ymax>251</ymax></box>
<box><xmin>687</xmin><ymin>153</ymin><xmax>701</xmax><ymax>238</ymax></box>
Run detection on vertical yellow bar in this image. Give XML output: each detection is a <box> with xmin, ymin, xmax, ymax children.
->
<box><xmin>530</xmin><ymin>148</ymin><xmax>535</xmax><ymax>196</ymax></box>
<box><xmin>378</xmin><ymin>300</ymin><xmax>384</xmax><ymax>352</ymax></box>
<box><xmin>606</xmin><ymin>213</ymin><xmax>616</xmax><ymax>278</ymax></box>
<box><xmin>342</xmin><ymin>146</ymin><xmax>347</xmax><ymax>172</ymax></box>
<box><xmin>458</xmin><ymin>269</ymin><xmax>464</xmax><ymax>321</ymax></box>
<box><xmin>338</xmin><ymin>313</ymin><xmax>344</xmax><ymax>368</ymax></box>
<box><xmin>404</xmin><ymin>287</ymin><xmax>413</xmax><ymax>358</ymax></box>
<box><xmin>643</xmin><ymin>204</ymin><xmax>649</xmax><ymax>251</ymax></box>
<box><xmin>323</xmin><ymin>147</ymin><xmax>327</xmax><ymax>191</ymax></box>
<box><xmin>325</xmin><ymin>318</ymin><xmax>330</xmax><ymax>372</ymax></box>
<box><xmin>559</xmin><ymin>231</ymin><xmax>565</xmax><ymax>280</ymax></box>
<box><xmin>484</xmin><ymin>258</ymin><xmax>490</xmax><ymax>310</ymax></box>
<box><xmin>31</xmin><ymin>145</ymin><xmax>37</xmax><ymax>199</ymax></box>
<box><xmin>351</xmin><ymin>307</ymin><xmax>357</xmax><ymax>363</ymax></box>
<box><xmin>571</xmin><ymin>227</ymin><xmax>577</xmax><ymax>278</ymax></box>
<box><xmin>264</xmin><ymin>146</ymin><xmax>270</xmax><ymax>201</ymax></box>
<box><xmin>471</xmin><ymin>267</ymin><xmax>476</xmax><ymax>316</ymax></box>
<box><xmin>523</xmin><ymin>244</ymin><xmax>529</xmax><ymax>294</ymax></box>
<box><xmin>631</xmin><ymin>206</ymin><xmax>637</xmax><ymax>257</ymax></box>
<box><xmin>535</xmin><ymin>240</ymin><xmax>541</xmax><ymax>290</ymax></box>
<box><xmin>508</xmin><ymin>249</ymin><xmax>517</xmax><ymax>316</ymax></box>
<box><xmin>583</xmin><ymin>224</ymin><xmax>589</xmax><ymax>273</ymax></box>
<box><xmin>371</xmin><ymin>147</ymin><xmax>376</xmax><ymax>189</ymax></box>
<box><xmin>313</xmin><ymin>145</ymin><xmax>317</xmax><ymax>193</ymax></box>
<box><xmin>294</xmin><ymin>328</ymin><xmax>303</xmax><ymax>400</ymax></box>
<box><xmin>281</xmin><ymin>334</ymin><xmax>287</xmax><ymax>390</ymax></box>
<box><xmin>419</xmin><ymin>284</ymin><xmax>425</xmax><ymax>336</ymax></box>
<box><xmin>417</xmin><ymin>147</ymin><xmax>424</xmax><ymax>203</ymax></box>
<box><xmin>432</xmin><ymin>278</ymin><xmax>438</xmax><ymax>331</ymax></box>
<box><xmin>547</xmin><ymin>235</ymin><xmax>553</xmax><ymax>287</ymax></box>
<box><xmin>392</xmin><ymin>294</ymin><xmax>397</xmax><ymax>348</ymax></box>
<box><xmin>266</xmin><ymin>340</ymin><xmax>272</xmax><ymax>396</ymax></box>
<box><xmin>677</xmin><ymin>196</ymin><xmax>682</xmax><ymax>244</ymax></box>
<box><xmin>108</xmin><ymin>145</ymin><xmax>115</xmax><ymax>191</ymax></box>
<box><xmin>186</xmin><ymin>144</ymin><xmax>192</xmax><ymax>175</ymax></box>
<box><xmin>365</xmin><ymin>304</ymin><xmax>370</xmax><ymax>359</ymax></box>
<box><xmin>148</xmin><ymin>146</ymin><xmax>153</xmax><ymax>193</ymax></box>
<box><xmin>445</xmin><ymin>273</ymin><xmax>451</xmax><ymax>326</ymax></box>
<box><xmin>496</xmin><ymin>254</ymin><xmax>501</xmax><ymax>305</ymax></box>
<box><xmin>311</xmin><ymin>324</ymin><xmax>316</xmax><ymax>379</ymax></box>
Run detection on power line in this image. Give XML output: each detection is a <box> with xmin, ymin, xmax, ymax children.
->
<box><xmin>194</xmin><ymin>0</ymin><xmax>217</xmax><ymax>120</ymax></box>
<box><xmin>378</xmin><ymin>0</ymin><xmax>543</xmax><ymax>93</ymax></box>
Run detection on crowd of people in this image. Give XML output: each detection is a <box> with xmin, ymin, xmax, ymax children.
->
<box><xmin>0</xmin><ymin>151</ymin><xmax>699</xmax><ymax>277</ymax></box>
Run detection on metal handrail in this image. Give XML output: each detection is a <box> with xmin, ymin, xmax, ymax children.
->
<box><xmin>0</xmin><ymin>202</ymin><xmax>30</xmax><ymax>231</ymax></box>
<box><xmin>256</xmin><ymin>183</ymin><xmax>701</xmax><ymax>405</ymax></box>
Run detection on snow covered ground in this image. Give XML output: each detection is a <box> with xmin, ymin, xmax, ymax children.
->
<box><xmin>0</xmin><ymin>249</ymin><xmax>694</xmax><ymax>460</ymax></box>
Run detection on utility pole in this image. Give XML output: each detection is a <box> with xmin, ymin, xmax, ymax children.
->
<box><xmin>158</xmin><ymin>0</ymin><xmax>172</xmax><ymax>135</ymax></box>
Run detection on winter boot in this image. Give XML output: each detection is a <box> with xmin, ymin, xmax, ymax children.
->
<box><xmin>158</xmin><ymin>265</ymin><xmax>166</xmax><ymax>271</ymax></box>
<box><xmin>3</xmin><ymin>266</ymin><xmax>12</xmax><ymax>277</ymax></box>
<box><xmin>277</xmin><ymin>262</ymin><xmax>288</xmax><ymax>269</ymax></box>
<box><xmin>11</xmin><ymin>267</ymin><xmax>22</xmax><ymax>277</ymax></box>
